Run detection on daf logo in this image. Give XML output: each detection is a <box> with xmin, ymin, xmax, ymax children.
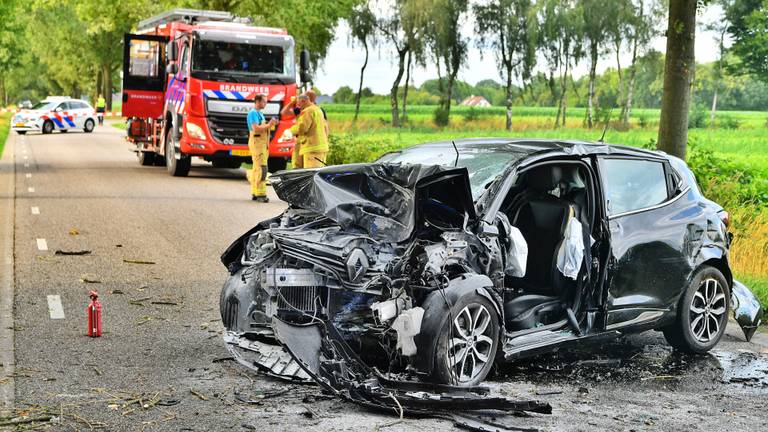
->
<box><xmin>346</xmin><ymin>249</ymin><xmax>369</xmax><ymax>283</ymax></box>
<box><xmin>230</xmin><ymin>105</ymin><xmax>250</xmax><ymax>113</ymax></box>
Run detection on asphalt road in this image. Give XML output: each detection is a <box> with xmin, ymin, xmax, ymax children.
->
<box><xmin>1</xmin><ymin>123</ymin><xmax>767</xmax><ymax>431</ymax></box>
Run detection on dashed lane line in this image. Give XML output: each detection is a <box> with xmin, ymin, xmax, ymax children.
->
<box><xmin>36</xmin><ymin>238</ymin><xmax>48</xmax><ymax>251</ymax></box>
<box><xmin>25</xmin><ymin>173</ymin><xmax>31</xmax><ymax>178</ymax></box>
<box><xmin>31</xmin><ymin>206</ymin><xmax>39</xmax><ymax>215</ymax></box>
<box><xmin>27</xmin><ymin>187</ymin><xmax>34</xmax><ymax>193</ymax></box>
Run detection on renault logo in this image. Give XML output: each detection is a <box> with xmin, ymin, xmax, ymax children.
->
<box><xmin>346</xmin><ymin>249</ymin><xmax>368</xmax><ymax>283</ymax></box>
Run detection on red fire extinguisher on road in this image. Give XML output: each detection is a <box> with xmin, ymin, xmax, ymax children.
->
<box><xmin>87</xmin><ymin>291</ymin><xmax>102</xmax><ymax>337</ymax></box>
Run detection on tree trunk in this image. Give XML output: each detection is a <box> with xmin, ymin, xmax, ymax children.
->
<box><xmin>505</xmin><ymin>68</ymin><xmax>513</xmax><ymax>131</ymax></box>
<box><xmin>354</xmin><ymin>39</ymin><xmax>369</xmax><ymax>123</ymax></box>
<box><xmin>102</xmin><ymin>63</ymin><xmax>113</xmax><ymax>111</ymax></box>
<box><xmin>710</xmin><ymin>89</ymin><xmax>718</xmax><ymax>125</ymax></box>
<box><xmin>622</xmin><ymin>32</ymin><xmax>639</xmax><ymax>126</ymax></box>
<box><xmin>558</xmin><ymin>62</ymin><xmax>570</xmax><ymax>128</ymax></box>
<box><xmin>657</xmin><ymin>0</ymin><xmax>696</xmax><ymax>160</ymax></box>
<box><xmin>615</xmin><ymin>41</ymin><xmax>624</xmax><ymax>114</ymax></box>
<box><xmin>587</xmin><ymin>43</ymin><xmax>598</xmax><ymax>129</ymax></box>
<box><xmin>390</xmin><ymin>48</ymin><xmax>407</xmax><ymax>128</ymax></box>
<box><xmin>402</xmin><ymin>50</ymin><xmax>412</xmax><ymax>123</ymax></box>
<box><xmin>710</xmin><ymin>28</ymin><xmax>726</xmax><ymax>126</ymax></box>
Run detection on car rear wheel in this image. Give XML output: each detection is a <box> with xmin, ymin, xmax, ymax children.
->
<box><xmin>432</xmin><ymin>294</ymin><xmax>500</xmax><ymax>386</ymax></box>
<box><xmin>138</xmin><ymin>151</ymin><xmax>156</xmax><ymax>166</ymax></box>
<box><xmin>84</xmin><ymin>119</ymin><xmax>95</xmax><ymax>133</ymax></box>
<box><xmin>663</xmin><ymin>266</ymin><xmax>730</xmax><ymax>353</ymax></box>
<box><xmin>165</xmin><ymin>128</ymin><xmax>190</xmax><ymax>177</ymax></box>
<box><xmin>42</xmin><ymin>120</ymin><xmax>54</xmax><ymax>134</ymax></box>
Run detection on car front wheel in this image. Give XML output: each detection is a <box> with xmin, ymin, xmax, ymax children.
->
<box><xmin>84</xmin><ymin>119</ymin><xmax>95</xmax><ymax>133</ymax></box>
<box><xmin>42</xmin><ymin>120</ymin><xmax>54</xmax><ymax>134</ymax></box>
<box><xmin>663</xmin><ymin>265</ymin><xmax>730</xmax><ymax>353</ymax></box>
<box><xmin>432</xmin><ymin>294</ymin><xmax>500</xmax><ymax>386</ymax></box>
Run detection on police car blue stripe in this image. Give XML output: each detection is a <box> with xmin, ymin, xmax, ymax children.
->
<box><xmin>51</xmin><ymin>118</ymin><xmax>64</xmax><ymax>129</ymax></box>
<box><xmin>63</xmin><ymin>116</ymin><xmax>75</xmax><ymax>127</ymax></box>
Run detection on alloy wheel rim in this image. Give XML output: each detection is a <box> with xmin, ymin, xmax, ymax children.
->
<box><xmin>689</xmin><ymin>278</ymin><xmax>727</xmax><ymax>343</ymax></box>
<box><xmin>447</xmin><ymin>303</ymin><xmax>494</xmax><ymax>383</ymax></box>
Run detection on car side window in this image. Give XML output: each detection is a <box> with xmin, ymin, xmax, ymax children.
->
<box><xmin>602</xmin><ymin>159</ymin><xmax>669</xmax><ymax>216</ymax></box>
<box><xmin>55</xmin><ymin>103</ymin><xmax>67</xmax><ymax>112</ymax></box>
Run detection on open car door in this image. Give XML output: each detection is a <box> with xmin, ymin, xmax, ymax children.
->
<box><xmin>122</xmin><ymin>34</ymin><xmax>167</xmax><ymax>118</ymax></box>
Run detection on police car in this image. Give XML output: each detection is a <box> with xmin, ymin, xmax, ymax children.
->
<box><xmin>11</xmin><ymin>97</ymin><xmax>97</xmax><ymax>135</ymax></box>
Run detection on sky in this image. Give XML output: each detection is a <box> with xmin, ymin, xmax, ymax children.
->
<box><xmin>315</xmin><ymin>4</ymin><xmax>729</xmax><ymax>95</ymax></box>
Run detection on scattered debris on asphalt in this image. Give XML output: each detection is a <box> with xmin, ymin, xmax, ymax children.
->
<box><xmin>55</xmin><ymin>249</ymin><xmax>91</xmax><ymax>256</ymax></box>
<box><xmin>123</xmin><ymin>259</ymin><xmax>156</xmax><ymax>265</ymax></box>
<box><xmin>190</xmin><ymin>388</ymin><xmax>208</xmax><ymax>401</ymax></box>
<box><xmin>80</xmin><ymin>277</ymin><xmax>101</xmax><ymax>284</ymax></box>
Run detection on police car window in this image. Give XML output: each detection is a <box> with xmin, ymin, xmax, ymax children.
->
<box><xmin>129</xmin><ymin>40</ymin><xmax>161</xmax><ymax>78</ymax></box>
<box><xmin>602</xmin><ymin>159</ymin><xmax>669</xmax><ymax>215</ymax></box>
<box><xmin>55</xmin><ymin>103</ymin><xmax>68</xmax><ymax>111</ymax></box>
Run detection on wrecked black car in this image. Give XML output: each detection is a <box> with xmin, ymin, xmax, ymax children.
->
<box><xmin>220</xmin><ymin>139</ymin><xmax>763</xmax><ymax>392</ymax></box>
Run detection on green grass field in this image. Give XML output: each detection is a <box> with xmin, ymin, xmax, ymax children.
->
<box><xmin>0</xmin><ymin>113</ymin><xmax>11</xmax><ymax>158</ymax></box>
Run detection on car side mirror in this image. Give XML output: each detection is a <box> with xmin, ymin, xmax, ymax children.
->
<box><xmin>299</xmin><ymin>49</ymin><xmax>312</xmax><ymax>84</ymax></box>
<box><xmin>166</xmin><ymin>63</ymin><xmax>178</xmax><ymax>75</ymax></box>
<box><xmin>167</xmin><ymin>42</ymin><xmax>177</xmax><ymax>62</ymax></box>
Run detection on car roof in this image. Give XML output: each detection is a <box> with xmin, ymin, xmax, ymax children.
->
<box><xmin>397</xmin><ymin>137</ymin><xmax>666</xmax><ymax>161</ymax></box>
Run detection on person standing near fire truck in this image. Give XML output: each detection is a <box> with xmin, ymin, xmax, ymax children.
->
<box><xmin>96</xmin><ymin>94</ymin><xmax>105</xmax><ymax>125</ymax></box>
<box><xmin>286</xmin><ymin>94</ymin><xmax>328</xmax><ymax>169</ymax></box>
<box><xmin>247</xmin><ymin>94</ymin><xmax>278</xmax><ymax>202</ymax></box>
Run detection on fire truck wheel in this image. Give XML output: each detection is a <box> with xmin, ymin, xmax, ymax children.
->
<box><xmin>138</xmin><ymin>151</ymin><xmax>156</xmax><ymax>166</ymax></box>
<box><xmin>42</xmin><ymin>120</ymin><xmax>54</xmax><ymax>134</ymax></box>
<box><xmin>84</xmin><ymin>119</ymin><xmax>95</xmax><ymax>133</ymax></box>
<box><xmin>165</xmin><ymin>129</ymin><xmax>190</xmax><ymax>177</ymax></box>
<box><xmin>267</xmin><ymin>157</ymin><xmax>287</xmax><ymax>173</ymax></box>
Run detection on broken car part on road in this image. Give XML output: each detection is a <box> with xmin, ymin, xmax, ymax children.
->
<box><xmin>219</xmin><ymin>139</ymin><xmax>763</xmax><ymax>417</ymax></box>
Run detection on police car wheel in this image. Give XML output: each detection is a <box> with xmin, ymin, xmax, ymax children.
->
<box><xmin>84</xmin><ymin>119</ymin><xmax>95</xmax><ymax>133</ymax></box>
<box><xmin>15</xmin><ymin>131</ymin><xmax>26</xmax><ymax>135</ymax></box>
<box><xmin>42</xmin><ymin>121</ymin><xmax>54</xmax><ymax>134</ymax></box>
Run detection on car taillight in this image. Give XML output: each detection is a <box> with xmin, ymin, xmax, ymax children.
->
<box><xmin>719</xmin><ymin>211</ymin><xmax>730</xmax><ymax>228</ymax></box>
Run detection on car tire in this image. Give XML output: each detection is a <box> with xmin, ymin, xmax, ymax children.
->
<box><xmin>16</xmin><ymin>131</ymin><xmax>26</xmax><ymax>135</ymax></box>
<box><xmin>165</xmin><ymin>128</ymin><xmax>190</xmax><ymax>177</ymax></box>
<box><xmin>84</xmin><ymin>119</ymin><xmax>95</xmax><ymax>133</ymax></box>
<box><xmin>431</xmin><ymin>293</ymin><xmax>500</xmax><ymax>386</ymax></box>
<box><xmin>42</xmin><ymin>120</ymin><xmax>54</xmax><ymax>134</ymax></box>
<box><xmin>663</xmin><ymin>265</ymin><xmax>730</xmax><ymax>354</ymax></box>
<box><xmin>138</xmin><ymin>151</ymin><xmax>156</xmax><ymax>166</ymax></box>
<box><xmin>268</xmin><ymin>157</ymin><xmax>287</xmax><ymax>173</ymax></box>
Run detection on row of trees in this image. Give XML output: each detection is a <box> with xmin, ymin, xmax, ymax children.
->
<box><xmin>0</xmin><ymin>0</ymin><xmax>359</xmax><ymax>110</ymax></box>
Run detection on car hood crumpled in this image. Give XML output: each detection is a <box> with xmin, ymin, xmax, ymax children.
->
<box><xmin>270</xmin><ymin>163</ymin><xmax>476</xmax><ymax>243</ymax></box>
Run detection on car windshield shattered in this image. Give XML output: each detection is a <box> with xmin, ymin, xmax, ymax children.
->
<box><xmin>219</xmin><ymin>138</ymin><xmax>762</xmax><ymax>427</ymax></box>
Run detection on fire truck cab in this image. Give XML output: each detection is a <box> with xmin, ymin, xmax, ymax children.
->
<box><xmin>122</xmin><ymin>9</ymin><xmax>310</xmax><ymax>176</ymax></box>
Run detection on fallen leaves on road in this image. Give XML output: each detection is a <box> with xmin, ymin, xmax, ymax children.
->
<box><xmin>128</xmin><ymin>297</ymin><xmax>152</xmax><ymax>306</ymax></box>
<box><xmin>111</xmin><ymin>289</ymin><xmax>124</xmax><ymax>295</ymax></box>
<box><xmin>68</xmin><ymin>228</ymin><xmax>79</xmax><ymax>236</ymax></box>
<box><xmin>189</xmin><ymin>388</ymin><xmax>208</xmax><ymax>401</ymax></box>
<box><xmin>123</xmin><ymin>259</ymin><xmax>156</xmax><ymax>265</ymax></box>
<box><xmin>55</xmin><ymin>250</ymin><xmax>91</xmax><ymax>256</ymax></box>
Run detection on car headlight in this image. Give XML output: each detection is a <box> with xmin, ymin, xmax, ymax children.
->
<box><xmin>243</xmin><ymin>231</ymin><xmax>275</xmax><ymax>264</ymax></box>
<box><xmin>185</xmin><ymin>121</ymin><xmax>206</xmax><ymax>139</ymax></box>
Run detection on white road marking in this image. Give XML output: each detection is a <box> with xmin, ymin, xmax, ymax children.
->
<box><xmin>23</xmin><ymin>156</ymin><xmax>27</xmax><ymax>160</ymax></box>
<box><xmin>25</xmin><ymin>173</ymin><xmax>31</xmax><ymax>179</ymax></box>
<box><xmin>46</xmin><ymin>295</ymin><xmax>65</xmax><ymax>320</ymax></box>
<box><xmin>36</xmin><ymin>238</ymin><xmax>47</xmax><ymax>251</ymax></box>
<box><xmin>27</xmin><ymin>187</ymin><xmax>34</xmax><ymax>193</ymax></box>
<box><xmin>31</xmin><ymin>207</ymin><xmax>39</xmax><ymax>215</ymax></box>
<box><xmin>24</xmin><ymin>163</ymin><xmax>29</xmax><ymax>168</ymax></box>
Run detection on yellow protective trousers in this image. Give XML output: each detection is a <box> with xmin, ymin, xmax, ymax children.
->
<box><xmin>247</xmin><ymin>131</ymin><xmax>268</xmax><ymax>197</ymax></box>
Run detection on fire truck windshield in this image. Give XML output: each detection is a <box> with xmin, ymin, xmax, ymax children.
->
<box><xmin>192</xmin><ymin>39</ymin><xmax>295</xmax><ymax>80</ymax></box>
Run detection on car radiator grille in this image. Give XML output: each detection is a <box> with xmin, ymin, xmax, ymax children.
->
<box><xmin>222</xmin><ymin>296</ymin><xmax>239</xmax><ymax>330</ymax></box>
<box><xmin>276</xmin><ymin>286</ymin><xmax>318</xmax><ymax>312</ymax></box>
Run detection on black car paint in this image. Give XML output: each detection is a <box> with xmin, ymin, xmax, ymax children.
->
<box><xmin>220</xmin><ymin>138</ymin><xmax>762</xmax><ymax>391</ymax></box>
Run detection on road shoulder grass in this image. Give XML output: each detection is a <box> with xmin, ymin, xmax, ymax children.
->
<box><xmin>0</xmin><ymin>113</ymin><xmax>11</xmax><ymax>158</ymax></box>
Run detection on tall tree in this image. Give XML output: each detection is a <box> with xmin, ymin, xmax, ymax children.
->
<box><xmin>421</xmin><ymin>0</ymin><xmax>469</xmax><ymax>126</ymax></box>
<box><xmin>474</xmin><ymin>0</ymin><xmax>537</xmax><ymax>131</ymax></box>
<box><xmin>539</xmin><ymin>0</ymin><xmax>583</xmax><ymax>128</ymax></box>
<box><xmin>348</xmin><ymin>2</ymin><xmax>377</xmax><ymax>123</ymax></box>
<box><xmin>657</xmin><ymin>0</ymin><xmax>697</xmax><ymax>159</ymax></box>
<box><xmin>0</xmin><ymin>0</ymin><xmax>23</xmax><ymax>106</ymax></box>
<box><xmin>725</xmin><ymin>0</ymin><xmax>768</xmax><ymax>82</ymax></box>
<box><xmin>582</xmin><ymin>0</ymin><xmax>618</xmax><ymax>128</ymax></box>
<box><xmin>705</xmin><ymin>1</ymin><xmax>731</xmax><ymax>124</ymax></box>
<box><xmin>621</xmin><ymin>0</ymin><xmax>662</xmax><ymax>126</ymax></box>
<box><xmin>378</xmin><ymin>0</ymin><xmax>420</xmax><ymax>127</ymax></box>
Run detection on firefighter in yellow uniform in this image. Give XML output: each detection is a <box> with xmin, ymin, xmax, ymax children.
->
<box><xmin>246</xmin><ymin>94</ymin><xmax>278</xmax><ymax>202</ymax></box>
<box><xmin>287</xmin><ymin>94</ymin><xmax>328</xmax><ymax>168</ymax></box>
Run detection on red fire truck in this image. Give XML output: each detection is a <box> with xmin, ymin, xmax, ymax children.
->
<box><xmin>122</xmin><ymin>9</ymin><xmax>311</xmax><ymax>176</ymax></box>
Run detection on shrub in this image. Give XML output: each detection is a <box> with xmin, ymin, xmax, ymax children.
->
<box><xmin>462</xmin><ymin>107</ymin><xmax>479</xmax><ymax>122</ymax></box>
<box><xmin>688</xmin><ymin>105</ymin><xmax>707</xmax><ymax>129</ymax></box>
<box><xmin>718</xmin><ymin>114</ymin><xmax>741</xmax><ymax>129</ymax></box>
<box><xmin>637</xmin><ymin>114</ymin><xmax>648</xmax><ymax>128</ymax></box>
<box><xmin>433</xmin><ymin>107</ymin><xmax>450</xmax><ymax>127</ymax></box>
